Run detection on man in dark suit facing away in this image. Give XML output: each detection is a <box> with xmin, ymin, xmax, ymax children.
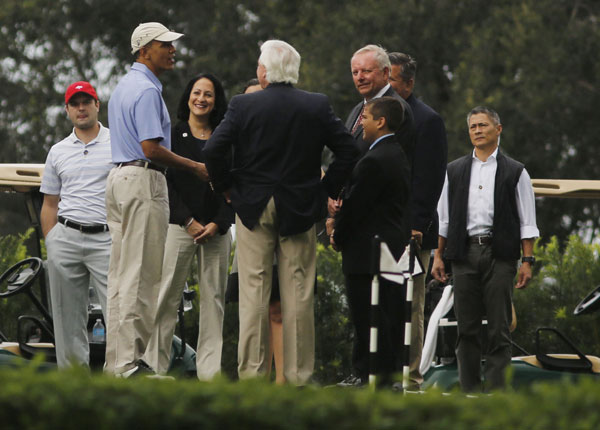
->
<box><xmin>203</xmin><ymin>40</ymin><xmax>359</xmax><ymax>385</ymax></box>
<box><xmin>388</xmin><ymin>52</ymin><xmax>448</xmax><ymax>389</ymax></box>
<box><xmin>331</xmin><ymin>97</ymin><xmax>412</xmax><ymax>387</ymax></box>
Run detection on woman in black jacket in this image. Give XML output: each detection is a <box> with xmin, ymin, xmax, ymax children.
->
<box><xmin>145</xmin><ymin>73</ymin><xmax>233</xmax><ymax>379</ymax></box>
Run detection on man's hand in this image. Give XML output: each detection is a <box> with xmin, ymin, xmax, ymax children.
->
<box><xmin>330</xmin><ymin>231</ymin><xmax>340</xmax><ymax>252</ymax></box>
<box><xmin>515</xmin><ymin>262</ymin><xmax>532</xmax><ymax>289</ymax></box>
<box><xmin>328</xmin><ymin>197</ymin><xmax>342</xmax><ymax>217</ymax></box>
<box><xmin>325</xmin><ymin>218</ymin><xmax>335</xmax><ymax>236</ymax></box>
<box><xmin>223</xmin><ymin>189</ymin><xmax>231</xmax><ymax>204</ymax></box>
<box><xmin>185</xmin><ymin>219</ymin><xmax>205</xmax><ymax>238</ymax></box>
<box><xmin>411</xmin><ymin>229</ymin><xmax>423</xmax><ymax>246</ymax></box>
<box><xmin>431</xmin><ymin>255</ymin><xmax>447</xmax><ymax>283</ymax></box>
<box><xmin>194</xmin><ymin>162</ymin><xmax>210</xmax><ymax>182</ymax></box>
<box><xmin>194</xmin><ymin>222</ymin><xmax>219</xmax><ymax>244</ymax></box>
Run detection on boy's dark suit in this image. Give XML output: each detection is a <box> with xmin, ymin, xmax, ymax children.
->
<box><xmin>333</xmin><ymin>134</ymin><xmax>411</xmax><ymax>383</ymax></box>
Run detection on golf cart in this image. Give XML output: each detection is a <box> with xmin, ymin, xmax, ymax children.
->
<box><xmin>0</xmin><ymin>164</ymin><xmax>196</xmax><ymax>375</ymax></box>
<box><xmin>421</xmin><ymin>179</ymin><xmax>600</xmax><ymax>391</ymax></box>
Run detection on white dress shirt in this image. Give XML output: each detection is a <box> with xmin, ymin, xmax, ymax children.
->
<box><xmin>437</xmin><ymin>148</ymin><xmax>539</xmax><ymax>239</ymax></box>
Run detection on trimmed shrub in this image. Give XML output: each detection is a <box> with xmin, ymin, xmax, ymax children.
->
<box><xmin>1</xmin><ymin>364</ymin><xmax>600</xmax><ymax>429</ymax></box>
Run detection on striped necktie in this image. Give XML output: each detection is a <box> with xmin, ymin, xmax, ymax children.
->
<box><xmin>351</xmin><ymin>104</ymin><xmax>365</xmax><ymax>134</ymax></box>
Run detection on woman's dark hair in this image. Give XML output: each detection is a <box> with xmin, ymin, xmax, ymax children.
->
<box><xmin>241</xmin><ymin>78</ymin><xmax>260</xmax><ymax>94</ymax></box>
<box><xmin>176</xmin><ymin>73</ymin><xmax>227</xmax><ymax>130</ymax></box>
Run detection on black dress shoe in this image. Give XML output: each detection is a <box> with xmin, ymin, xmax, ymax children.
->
<box><xmin>336</xmin><ymin>374</ymin><xmax>364</xmax><ymax>387</ymax></box>
<box><xmin>116</xmin><ymin>359</ymin><xmax>156</xmax><ymax>378</ymax></box>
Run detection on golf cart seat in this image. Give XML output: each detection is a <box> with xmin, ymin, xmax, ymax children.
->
<box><xmin>532</xmin><ymin>327</ymin><xmax>594</xmax><ymax>373</ymax></box>
<box><xmin>518</xmin><ymin>354</ymin><xmax>600</xmax><ymax>373</ymax></box>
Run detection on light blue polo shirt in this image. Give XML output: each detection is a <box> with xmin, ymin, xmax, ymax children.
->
<box><xmin>108</xmin><ymin>62</ymin><xmax>171</xmax><ymax>163</ymax></box>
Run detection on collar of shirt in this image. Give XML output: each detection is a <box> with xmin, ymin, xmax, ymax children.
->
<box><xmin>68</xmin><ymin>122</ymin><xmax>109</xmax><ymax>147</ymax></box>
<box><xmin>369</xmin><ymin>133</ymin><xmax>394</xmax><ymax>150</ymax></box>
<box><xmin>131</xmin><ymin>62</ymin><xmax>163</xmax><ymax>93</ymax></box>
<box><xmin>363</xmin><ymin>83</ymin><xmax>391</xmax><ymax>104</ymax></box>
<box><xmin>471</xmin><ymin>146</ymin><xmax>499</xmax><ymax>163</ymax></box>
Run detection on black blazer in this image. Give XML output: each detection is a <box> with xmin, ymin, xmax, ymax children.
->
<box><xmin>345</xmin><ymin>86</ymin><xmax>416</xmax><ymax>162</ymax></box>
<box><xmin>167</xmin><ymin>122</ymin><xmax>233</xmax><ymax>234</ymax></box>
<box><xmin>203</xmin><ymin>83</ymin><xmax>359</xmax><ymax>236</ymax></box>
<box><xmin>406</xmin><ymin>94</ymin><xmax>448</xmax><ymax>250</ymax></box>
<box><xmin>333</xmin><ymin>135</ymin><xmax>411</xmax><ymax>275</ymax></box>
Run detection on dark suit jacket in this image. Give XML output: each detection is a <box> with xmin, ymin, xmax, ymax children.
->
<box><xmin>406</xmin><ymin>93</ymin><xmax>448</xmax><ymax>250</ymax></box>
<box><xmin>333</xmin><ymin>135</ymin><xmax>411</xmax><ymax>275</ymax></box>
<box><xmin>203</xmin><ymin>83</ymin><xmax>359</xmax><ymax>236</ymax></box>
<box><xmin>345</xmin><ymin>85</ymin><xmax>416</xmax><ymax>161</ymax></box>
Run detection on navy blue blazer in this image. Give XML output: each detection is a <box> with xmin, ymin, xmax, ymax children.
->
<box><xmin>405</xmin><ymin>94</ymin><xmax>448</xmax><ymax>250</ymax></box>
<box><xmin>203</xmin><ymin>83</ymin><xmax>359</xmax><ymax>236</ymax></box>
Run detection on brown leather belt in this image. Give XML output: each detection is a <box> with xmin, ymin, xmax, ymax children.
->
<box><xmin>117</xmin><ymin>160</ymin><xmax>166</xmax><ymax>174</ymax></box>
<box><xmin>58</xmin><ymin>216</ymin><xmax>108</xmax><ymax>234</ymax></box>
<box><xmin>468</xmin><ymin>235</ymin><xmax>492</xmax><ymax>245</ymax></box>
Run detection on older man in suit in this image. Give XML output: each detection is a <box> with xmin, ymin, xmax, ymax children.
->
<box><xmin>388</xmin><ymin>52</ymin><xmax>448</xmax><ymax>389</ymax></box>
<box><xmin>334</xmin><ymin>44</ymin><xmax>416</xmax><ymax>387</ymax></box>
<box><xmin>332</xmin><ymin>97</ymin><xmax>411</xmax><ymax>387</ymax></box>
<box><xmin>203</xmin><ymin>40</ymin><xmax>358</xmax><ymax>385</ymax></box>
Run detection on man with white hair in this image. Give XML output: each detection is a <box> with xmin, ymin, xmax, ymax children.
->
<box><xmin>106</xmin><ymin>22</ymin><xmax>207</xmax><ymax>377</ymax></box>
<box><xmin>203</xmin><ymin>40</ymin><xmax>358</xmax><ymax>385</ymax></box>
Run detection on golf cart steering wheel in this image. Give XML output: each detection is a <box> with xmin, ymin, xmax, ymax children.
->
<box><xmin>574</xmin><ymin>285</ymin><xmax>600</xmax><ymax>316</ymax></box>
<box><xmin>0</xmin><ymin>257</ymin><xmax>43</xmax><ymax>298</ymax></box>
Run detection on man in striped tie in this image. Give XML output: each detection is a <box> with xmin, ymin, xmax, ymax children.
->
<box><xmin>333</xmin><ymin>45</ymin><xmax>416</xmax><ymax>387</ymax></box>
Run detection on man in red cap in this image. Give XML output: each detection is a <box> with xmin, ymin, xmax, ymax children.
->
<box><xmin>40</xmin><ymin>81</ymin><xmax>113</xmax><ymax>368</ymax></box>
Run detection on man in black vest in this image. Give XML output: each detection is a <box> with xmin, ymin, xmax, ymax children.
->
<box><xmin>431</xmin><ymin>106</ymin><xmax>539</xmax><ymax>392</ymax></box>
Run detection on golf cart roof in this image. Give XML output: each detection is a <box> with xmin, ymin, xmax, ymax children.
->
<box><xmin>532</xmin><ymin>179</ymin><xmax>600</xmax><ymax>199</ymax></box>
<box><xmin>0</xmin><ymin>164</ymin><xmax>44</xmax><ymax>193</ymax></box>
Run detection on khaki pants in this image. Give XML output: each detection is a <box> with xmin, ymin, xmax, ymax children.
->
<box><xmin>104</xmin><ymin>166</ymin><xmax>169</xmax><ymax>374</ymax></box>
<box><xmin>236</xmin><ymin>198</ymin><xmax>316</xmax><ymax>385</ymax></box>
<box><xmin>144</xmin><ymin>224</ymin><xmax>231</xmax><ymax>378</ymax></box>
<box><xmin>408</xmin><ymin>249</ymin><xmax>431</xmax><ymax>386</ymax></box>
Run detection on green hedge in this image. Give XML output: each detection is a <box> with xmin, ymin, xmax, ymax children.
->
<box><xmin>1</xmin><ymin>364</ymin><xmax>600</xmax><ymax>429</ymax></box>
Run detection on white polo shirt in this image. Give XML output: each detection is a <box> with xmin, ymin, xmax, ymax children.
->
<box><xmin>40</xmin><ymin>123</ymin><xmax>113</xmax><ymax>225</ymax></box>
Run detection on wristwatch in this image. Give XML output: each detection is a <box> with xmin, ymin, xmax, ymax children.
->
<box><xmin>521</xmin><ymin>256</ymin><xmax>535</xmax><ymax>266</ymax></box>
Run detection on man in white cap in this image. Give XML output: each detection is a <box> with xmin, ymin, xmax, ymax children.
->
<box><xmin>41</xmin><ymin>81</ymin><xmax>112</xmax><ymax>369</ymax></box>
<box><xmin>106</xmin><ymin>22</ymin><xmax>207</xmax><ymax>377</ymax></box>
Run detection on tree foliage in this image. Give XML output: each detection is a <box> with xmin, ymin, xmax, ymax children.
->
<box><xmin>1</xmin><ymin>0</ymin><xmax>599</xmax><ymax>239</ymax></box>
<box><xmin>513</xmin><ymin>235</ymin><xmax>600</xmax><ymax>356</ymax></box>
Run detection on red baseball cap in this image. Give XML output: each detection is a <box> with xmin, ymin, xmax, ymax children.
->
<box><xmin>65</xmin><ymin>81</ymin><xmax>98</xmax><ymax>104</ymax></box>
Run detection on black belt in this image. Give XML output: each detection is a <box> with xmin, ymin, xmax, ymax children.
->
<box><xmin>58</xmin><ymin>216</ymin><xmax>109</xmax><ymax>234</ymax></box>
<box><xmin>468</xmin><ymin>235</ymin><xmax>492</xmax><ymax>245</ymax></box>
<box><xmin>117</xmin><ymin>160</ymin><xmax>166</xmax><ymax>174</ymax></box>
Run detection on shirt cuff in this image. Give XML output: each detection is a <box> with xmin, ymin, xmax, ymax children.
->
<box><xmin>438</xmin><ymin>223</ymin><xmax>449</xmax><ymax>238</ymax></box>
<box><xmin>520</xmin><ymin>225</ymin><xmax>540</xmax><ymax>239</ymax></box>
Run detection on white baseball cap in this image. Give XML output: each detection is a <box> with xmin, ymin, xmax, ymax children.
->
<box><xmin>130</xmin><ymin>22</ymin><xmax>184</xmax><ymax>54</ymax></box>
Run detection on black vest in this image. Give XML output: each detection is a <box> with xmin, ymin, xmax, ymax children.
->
<box><xmin>445</xmin><ymin>150</ymin><xmax>524</xmax><ymax>261</ymax></box>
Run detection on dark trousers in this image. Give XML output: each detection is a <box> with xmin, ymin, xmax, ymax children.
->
<box><xmin>344</xmin><ymin>273</ymin><xmax>405</xmax><ymax>382</ymax></box>
<box><xmin>452</xmin><ymin>243</ymin><xmax>517</xmax><ymax>392</ymax></box>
